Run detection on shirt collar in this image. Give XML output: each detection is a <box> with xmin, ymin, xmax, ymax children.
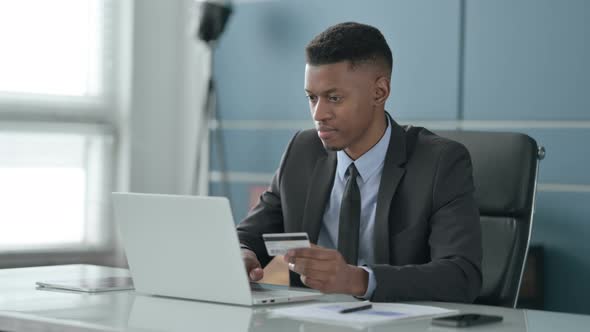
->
<box><xmin>336</xmin><ymin>115</ymin><xmax>392</xmax><ymax>182</ymax></box>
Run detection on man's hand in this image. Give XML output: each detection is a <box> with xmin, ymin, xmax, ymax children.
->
<box><xmin>241</xmin><ymin>248</ymin><xmax>264</xmax><ymax>282</ymax></box>
<box><xmin>283</xmin><ymin>245</ymin><xmax>368</xmax><ymax>296</ymax></box>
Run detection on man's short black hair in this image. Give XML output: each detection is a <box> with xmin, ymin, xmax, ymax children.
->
<box><xmin>305</xmin><ymin>22</ymin><xmax>393</xmax><ymax>74</ymax></box>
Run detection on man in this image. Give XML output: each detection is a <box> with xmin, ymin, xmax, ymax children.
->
<box><xmin>237</xmin><ymin>22</ymin><xmax>482</xmax><ymax>302</ymax></box>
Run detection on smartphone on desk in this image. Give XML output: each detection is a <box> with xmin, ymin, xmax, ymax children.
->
<box><xmin>432</xmin><ymin>313</ymin><xmax>503</xmax><ymax>328</ymax></box>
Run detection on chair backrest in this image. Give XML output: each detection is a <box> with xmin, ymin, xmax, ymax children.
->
<box><xmin>436</xmin><ymin>130</ymin><xmax>542</xmax><ymax>307</ymax></box>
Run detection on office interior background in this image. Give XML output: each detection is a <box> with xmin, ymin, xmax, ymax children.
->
<box><xmin>0</xmin><ymin>0</ymin><xmax>588</xmax><ymax>316</ymax></box>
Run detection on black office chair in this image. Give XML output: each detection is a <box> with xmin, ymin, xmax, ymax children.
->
<box><xmin>436</xmin><ymin>130</ymin><xmax>544</xmax><ymax>308</ymax></box>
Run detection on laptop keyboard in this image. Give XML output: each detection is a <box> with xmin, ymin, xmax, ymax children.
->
<box><xmin>249</xmin><ymin>283</ymin><xmax>292</xmax><ymax>298</ymax></box>
<box><xmin>249</xmin><ymin>283</ymin><xmax>272</xmax><ymax>292</ymax></box>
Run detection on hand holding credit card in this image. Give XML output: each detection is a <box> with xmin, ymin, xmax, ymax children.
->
<box><xmin>263</xmin><ymin>232</ymin><xmax>311</xmax><ymax>256</ymax></box>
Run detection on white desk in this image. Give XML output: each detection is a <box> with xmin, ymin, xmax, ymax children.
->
<box><xmin>0</xmin><ymin>264</ymin><xmax>588</xmax><ymax>332</ymax></box>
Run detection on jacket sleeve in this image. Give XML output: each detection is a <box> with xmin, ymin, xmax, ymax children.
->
<box><xmin>369</xmin><ymin>141</ymin><xmax>483</xmax><ymax>303</ymax></box>
<box><xmin>236</xmin><ymin>131</ymin><xmax>300</xmax><ymax>268</ymax></box>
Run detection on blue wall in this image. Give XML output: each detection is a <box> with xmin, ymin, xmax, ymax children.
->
<box><xmin>210</xmin><ymin>0</ymin><xmax>590</xmax><ymax>314</ymax></box>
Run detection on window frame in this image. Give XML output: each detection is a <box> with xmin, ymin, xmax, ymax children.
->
<box><xmin>0</xmin><ymin>0</ymin><xmax>123</xmax><ymax>268</ymax></box>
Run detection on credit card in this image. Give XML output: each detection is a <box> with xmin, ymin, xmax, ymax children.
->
<box><xmin>262</xmin><ymin>232</ymin><xmax>310</xmax><ymax>256</ymax></box>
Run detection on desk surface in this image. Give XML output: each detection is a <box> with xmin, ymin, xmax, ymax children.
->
<box><xmin>0</xmin><ymin>264</ymin><xmax>588</xmax><ymax>332</ymax></box>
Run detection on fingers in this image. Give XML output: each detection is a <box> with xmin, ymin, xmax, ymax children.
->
<box><xmin>249</xmin><ymin>267</ymin><xmax>264</xmax><ymax>281</ymax></box>
<box><xmin>285</xmin><ymin>247</ymin><xmax>337</xmax><ymax>261</ymax></box>
<box><xmin>246</xmin><ymin>258</ymin><xmax>261</xmax><ymax>272</ymax></box>
<box><xmin>283</xmin><ymin>247</ymin><xmax>342</xmax><ymax>282</ymax></box>
<box><xmin>287</xmin><ymin>256</ymin><xmax>332</xmax><ymax>275</ymax></box>
<box><xmin>241</xmin><ymin>249</ymin><xmax>263</xmax><ymax>281</ymax></box>
<box><xmin>300</xmin><ymin>275</ymin><xmax>329</xmax><ymax>292</ymax></box>
<box><xmin>246</xmin><ymin>262</ymin><xmax>263</xmax><ymax>281</ymax></box>
<box><xmin>288</xmin><ymin>258</ymin><xmax>335</xmax><ymax>284</ymax></box>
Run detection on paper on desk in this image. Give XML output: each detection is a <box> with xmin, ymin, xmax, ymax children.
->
<box><xmin>269</xmin><ymin>302</ymin><xmax>458</xmax><ymax>328</ymax></box>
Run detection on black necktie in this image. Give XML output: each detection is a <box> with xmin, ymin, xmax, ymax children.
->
<box><xmin>338</xmin><ymin>163</ymin><xmax>361</xmax><ymax>265</ymax></box>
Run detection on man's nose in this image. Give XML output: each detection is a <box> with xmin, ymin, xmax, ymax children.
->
<box><xmin>312</xmin><ymin>99</ymin><xmax>330</xmax><ymax>122</ymax></box>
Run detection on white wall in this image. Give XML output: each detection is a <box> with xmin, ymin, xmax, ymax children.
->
<box><xmin>109</xmin><ymin>0</ymin><xmax>209</xmax><ymax>267</ymax></box>
<box><xmin>127</xmin><ymin>0</ymin><xmax>208</xmax><ymax>195</ymax></box>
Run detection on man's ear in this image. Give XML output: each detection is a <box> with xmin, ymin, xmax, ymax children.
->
<box><xmin>374</xmin><ymin>76</ymin><xmax>390</xmax><ymax>106</ymax></box>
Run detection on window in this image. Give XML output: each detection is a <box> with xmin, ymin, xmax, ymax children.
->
<box><xmin>0</xmin><ymin>0</ymin><xmax>118</xmax><ymax>256</ymax></box>
<box><xmin>0</xmin><ymin>127</ymin><xmax>113</xmax><ymax>250</ymax></box>
<box><xmin>0</xmin><ymin>0</ymin><xmax>106</xmax><ymax>99</ymax></box>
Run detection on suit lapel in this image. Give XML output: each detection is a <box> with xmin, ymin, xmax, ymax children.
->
<box><xmin>301</xmin><ymin>151</ymin><xmax>337</xmax><ymax>243</ymax></box>
<box><xmin>374</xmin><ymin>118</ymin><xmax>408</xmax><ymax>264</ymax></box>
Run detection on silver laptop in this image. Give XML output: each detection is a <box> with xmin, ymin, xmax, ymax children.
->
<box><xmin>112</xmin><ymin>192</ymin><xmax>322</xmax><ymax>306</ymax></box>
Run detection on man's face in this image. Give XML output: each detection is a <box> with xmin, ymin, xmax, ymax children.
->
<box><xmin>304</xmin><ymin>61</ymin><xmax>379</xmax><ymax>153</ymax></box>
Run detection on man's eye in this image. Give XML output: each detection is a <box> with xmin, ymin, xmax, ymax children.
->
<box><xmin>329</xmin><ymin>96</ymin><xmax>342</xmax><ymax>102</ymax></box>
<box><xmin>306</xmin><ymin>95</ymin><xmax>317</xmax><ymax>102</ymax></box>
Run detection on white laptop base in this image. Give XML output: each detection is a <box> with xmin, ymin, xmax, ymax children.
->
<box><xmin>113</xmin><ymin>193</ymin><xmax>322</xmax><ymax>306</ymax></box>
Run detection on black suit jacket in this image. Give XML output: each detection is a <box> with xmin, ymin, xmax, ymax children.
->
<box><xmin>237</xmin><ymin>119</ymin><xmax>482</xmax><ymax>303</ymax></box>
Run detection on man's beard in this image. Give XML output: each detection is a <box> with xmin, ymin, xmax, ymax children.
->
<box><xmin>321</xmin><ymin>141</ymin><xmax>344</xmax><ymax>152</ymax></box>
